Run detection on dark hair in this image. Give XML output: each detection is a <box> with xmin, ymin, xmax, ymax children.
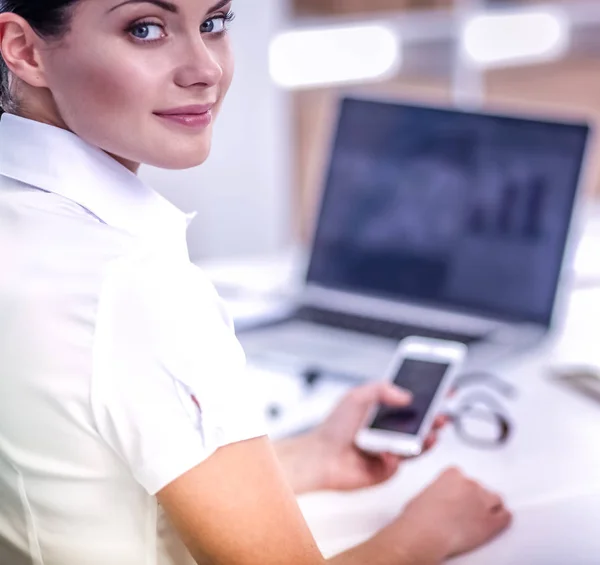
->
<box><xmin>0</xmin><ymin>0</ymin><xmax>79</xmax><ymax>114</ymax></box>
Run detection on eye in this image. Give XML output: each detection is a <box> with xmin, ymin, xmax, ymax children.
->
<box><xmin>129</xmin><ymin>22</ymin><xmax>166</xmax><ymax>42</ymax></box>
<box><xmin>200</xmin><ymin>17</ymin><xmax>225</xmax><ymax>34</ymax></box>
<box><xmin>201</xmin><ymin>12</ymin><xmax>234</xmax><ymax>34</ymax></box>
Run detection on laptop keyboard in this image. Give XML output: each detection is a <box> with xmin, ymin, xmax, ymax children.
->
<box><xmin>292</xmin><ymin>306</ymin><xmax>480</xmax><ymax>345</ymax></box>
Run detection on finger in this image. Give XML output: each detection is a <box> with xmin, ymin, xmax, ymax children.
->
<box><xmin>375</xmin><ymin>452</ymin><xmax>403</xmax><ymax>479</ymax></box>
<box><xmin>381</xmin><ymin>452</ymin><xmax>404</xmax><ymax>467</ymax></box>
<box><xmin>491</xmin><ymin>507</ymin><xmax>513</xmax><ymax>533</ymax></box>
<box><xmin>485</xmin><ymin>490</ymin><xmax>505</xmax><ymax>510</ymax></box>
<box><xmin>345</xmin><ymin>383</ymin><xmax>412</xmax><ymax>412</ymax></box>
<box><xmin>485</xmin><ymin>487</ymin><xmax>509</xmax><ymax>511</ymax></box>
<box><xmin>432</xmin><ymin>415</ymin><xmax>448</xmax><ymax>430</ymax></box>
<box><xmin>423</xmin><ymin>431</ymin><xmax>438</xmax><ymax>452</ymax></box>
<box><xmin>378</xmin><ymin>383</ymin><xmax>413</xmax><ymax>407</ymax></box>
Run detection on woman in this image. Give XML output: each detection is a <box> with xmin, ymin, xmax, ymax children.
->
<box><xmin>0</xmin><ymin>1</ymin><xmax>511</xmax><ymax>564</ymax></box>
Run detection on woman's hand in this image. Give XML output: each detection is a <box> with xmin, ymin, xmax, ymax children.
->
<box><xmin>371</xmin><ymin>467</ymin><xmax>512</xmax><ymax>563</ymax></box>
<box><xmin>331</xmin><ymin>467</ymin><xmax>512</xmax><ymax>565</ymax></box>
<box><xmin>275</xmin><ymin>382</ymin><xmax>446</xmax><ymax>494</ymax></box>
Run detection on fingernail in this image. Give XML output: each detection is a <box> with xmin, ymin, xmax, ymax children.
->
<box><xmin>394</xmin><ymin>387</ymin><xmax>412</xmax><ymax>401</ymax></box>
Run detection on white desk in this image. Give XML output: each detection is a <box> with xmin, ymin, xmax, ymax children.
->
<box><xmin>200</xmin><ymin>254</ymin><xmax>600</xmax><ymax>564</ymax></box>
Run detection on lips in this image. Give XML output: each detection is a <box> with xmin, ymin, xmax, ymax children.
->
<box><xmin>154</xmin><ymin>104</ymin><xmax>215</xmax><ymax>128</ymax></box>
<box><xmin>155</xmin><ymin>104</ymin><xmax>214</xmax><ymax>116</ymax></box>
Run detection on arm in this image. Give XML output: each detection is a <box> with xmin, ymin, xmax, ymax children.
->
<box><xmin>158</xmin><ymin>439</ymin><xmax>510</xmax><ymax>565</ymax></box>
<box><xmin>157</xmin><ymin>436</ymin><xmax>325</xmax><ymax>565</ymax></box>
<box><xmin>157</xmin><ymin>435</ymin><xmax>445</xmax><ymax>565</ymax></box>
<box><xmin>273</xmin><ymin>434</ymin><xmax>328</xmax><ymax>495</ymax></box>
<box><xmin>328</xmin><ymin>528</ymin><xmax>444</xmax><ymax>565</ymax></box>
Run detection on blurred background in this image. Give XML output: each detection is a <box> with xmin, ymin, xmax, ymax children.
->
<box><xmin>141</xmin><ymin>0</ymin><xmax>600</xmax><ymax>262</ymax></box>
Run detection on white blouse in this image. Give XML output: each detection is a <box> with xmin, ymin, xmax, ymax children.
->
<box><xmin>0</xmin><ymin>113</ymin><xmax>267</xmax><ymax>565</ymax></box>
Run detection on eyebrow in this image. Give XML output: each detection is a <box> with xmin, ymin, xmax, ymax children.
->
<box><xmin>108</xmin><ymin>0</ymin><xmax>178</xmax><ymax>14</ymax></box>
<box><xmin>108</xmin><ymin>0</ymin><xmax>232</xmax><ymax>15</ymax></box>
<box><xmin>208</xmin><ymin>0</ymin><xmax>233</xmax><ymax>12</ymax></box>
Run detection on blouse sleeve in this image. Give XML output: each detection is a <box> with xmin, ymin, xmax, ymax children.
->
<box><xmin>90</xmin><ymin>254</ymin><xmax>267</xmax><ymax>496</ymax></box>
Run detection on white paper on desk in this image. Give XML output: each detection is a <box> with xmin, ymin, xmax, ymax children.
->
<box><xmin>449</xmin><ymin>490</ymin><xmax>600</xmax><ymax>565</ymax></box>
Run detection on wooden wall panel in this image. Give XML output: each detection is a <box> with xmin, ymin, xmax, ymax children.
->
<box><xmin>293</xmin><ymin>0</ymin><xmax>451</xmax><ymax>16</ymax></box>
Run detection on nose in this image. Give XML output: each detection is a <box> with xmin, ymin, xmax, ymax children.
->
<box><xmin>174</xmin><ymin>36</ymin><xmax>223</xmax><ymax>88</ymax></box>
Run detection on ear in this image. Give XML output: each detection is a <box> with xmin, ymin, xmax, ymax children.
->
<box><xmin>0</xmin><ymin>13</ymin><xmax>50</xmax><ymax>90</ymax></box>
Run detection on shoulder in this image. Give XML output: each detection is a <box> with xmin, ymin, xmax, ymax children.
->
<box><xmin>91</xmin><ymin>254</ymin><xmax>266</xmax><ymax>495</ymax></box>
<box><xmin>97</xmin><ymin>253</ymin><xmax>233</xmax><ymax>353</ymax></box>
<box><xmin>94</xmin><ymin>251</ymin><xmax>247</xmax><ymax>407</ymax></box>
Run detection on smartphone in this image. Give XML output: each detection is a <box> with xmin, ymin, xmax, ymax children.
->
<box><xmin>355</xmin><ymin>337</ymin><xmax>467</xmax><ymax>457</ymax></box>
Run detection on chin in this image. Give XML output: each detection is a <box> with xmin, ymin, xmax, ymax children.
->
<box><xmin>145</xmin><ymin>143</ymin><xmax>212</xmax><ymax>170</ymax></box>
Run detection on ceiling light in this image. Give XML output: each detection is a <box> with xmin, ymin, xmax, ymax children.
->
<box><xmin>269</xmin><ymin>24</ymin><xmax>401</xmax><ymax>89</ymax></box>
<box><xmin>462</xmin><ymin>9</ymin><xmax>570</xmax><ymax>69</ymax></box>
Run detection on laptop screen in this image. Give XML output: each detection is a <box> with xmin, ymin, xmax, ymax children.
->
<box><xmin>306</xmin><ymin>98</ymin><xmax>590</xmax><ymax>326</ymax></box>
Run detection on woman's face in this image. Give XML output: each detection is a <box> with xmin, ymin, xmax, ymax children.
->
<box><xmin>40</xmin><ymin>0</ymin><xmax>235</xmax><ymax>170</ymax></box>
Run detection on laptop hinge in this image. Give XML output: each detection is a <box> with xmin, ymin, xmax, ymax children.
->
<box><xmin>301</xmin><ymin>285</ymin><xmax>514</xmax><ymax>337</ymax></box>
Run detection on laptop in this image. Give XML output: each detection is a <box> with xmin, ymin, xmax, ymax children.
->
<box><xmin>238</xmin><ymin>97</ymin><xmax>591</xmax><ymax>381</ymax></box>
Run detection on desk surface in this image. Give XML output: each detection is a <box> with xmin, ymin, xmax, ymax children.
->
<box><xmin>449</xmin><ymin>490</ymin><xmax>600</xmax><ymax>565</ymax></box>
<box><xmin>201</xmin><ymin>256</ymin><xmax>600</xmax><ymax>564</ymax></box>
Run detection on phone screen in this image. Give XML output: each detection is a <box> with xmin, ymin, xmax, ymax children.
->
<box><xmin>370</xmin><ymin>359</ymin><xmax>450</xmax><ymax>435</ymax></box>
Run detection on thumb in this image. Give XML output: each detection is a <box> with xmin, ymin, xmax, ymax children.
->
<box><xmin>378</xmin><ymin>383</ymin><xmax>413</xmax><ymax>407</ymax></box>
<box><xmin>336</xmin><ymin>383</ymin><xmax>411</xmax><ymax>416</ymax></box>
